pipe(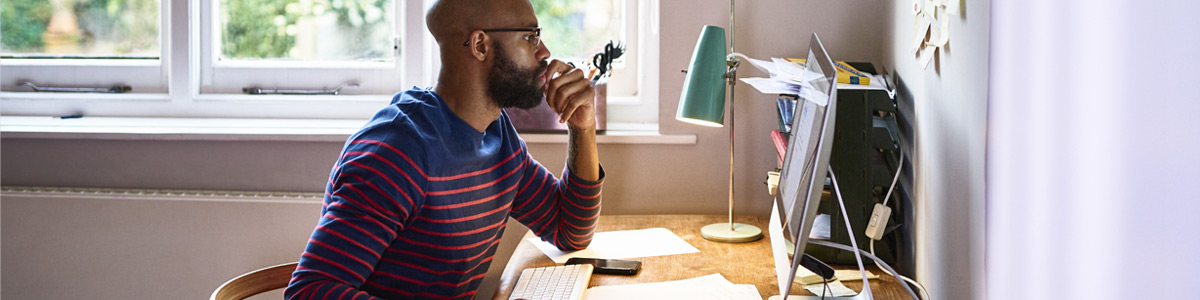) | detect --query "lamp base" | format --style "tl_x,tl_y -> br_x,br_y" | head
700,222 -> 763,243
